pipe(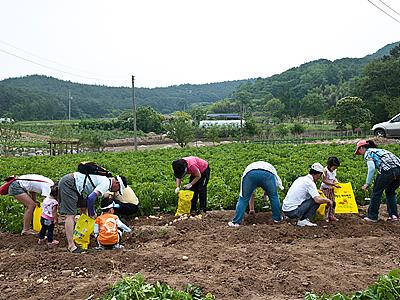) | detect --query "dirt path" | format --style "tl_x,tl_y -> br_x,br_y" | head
0,207 -> 399,300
